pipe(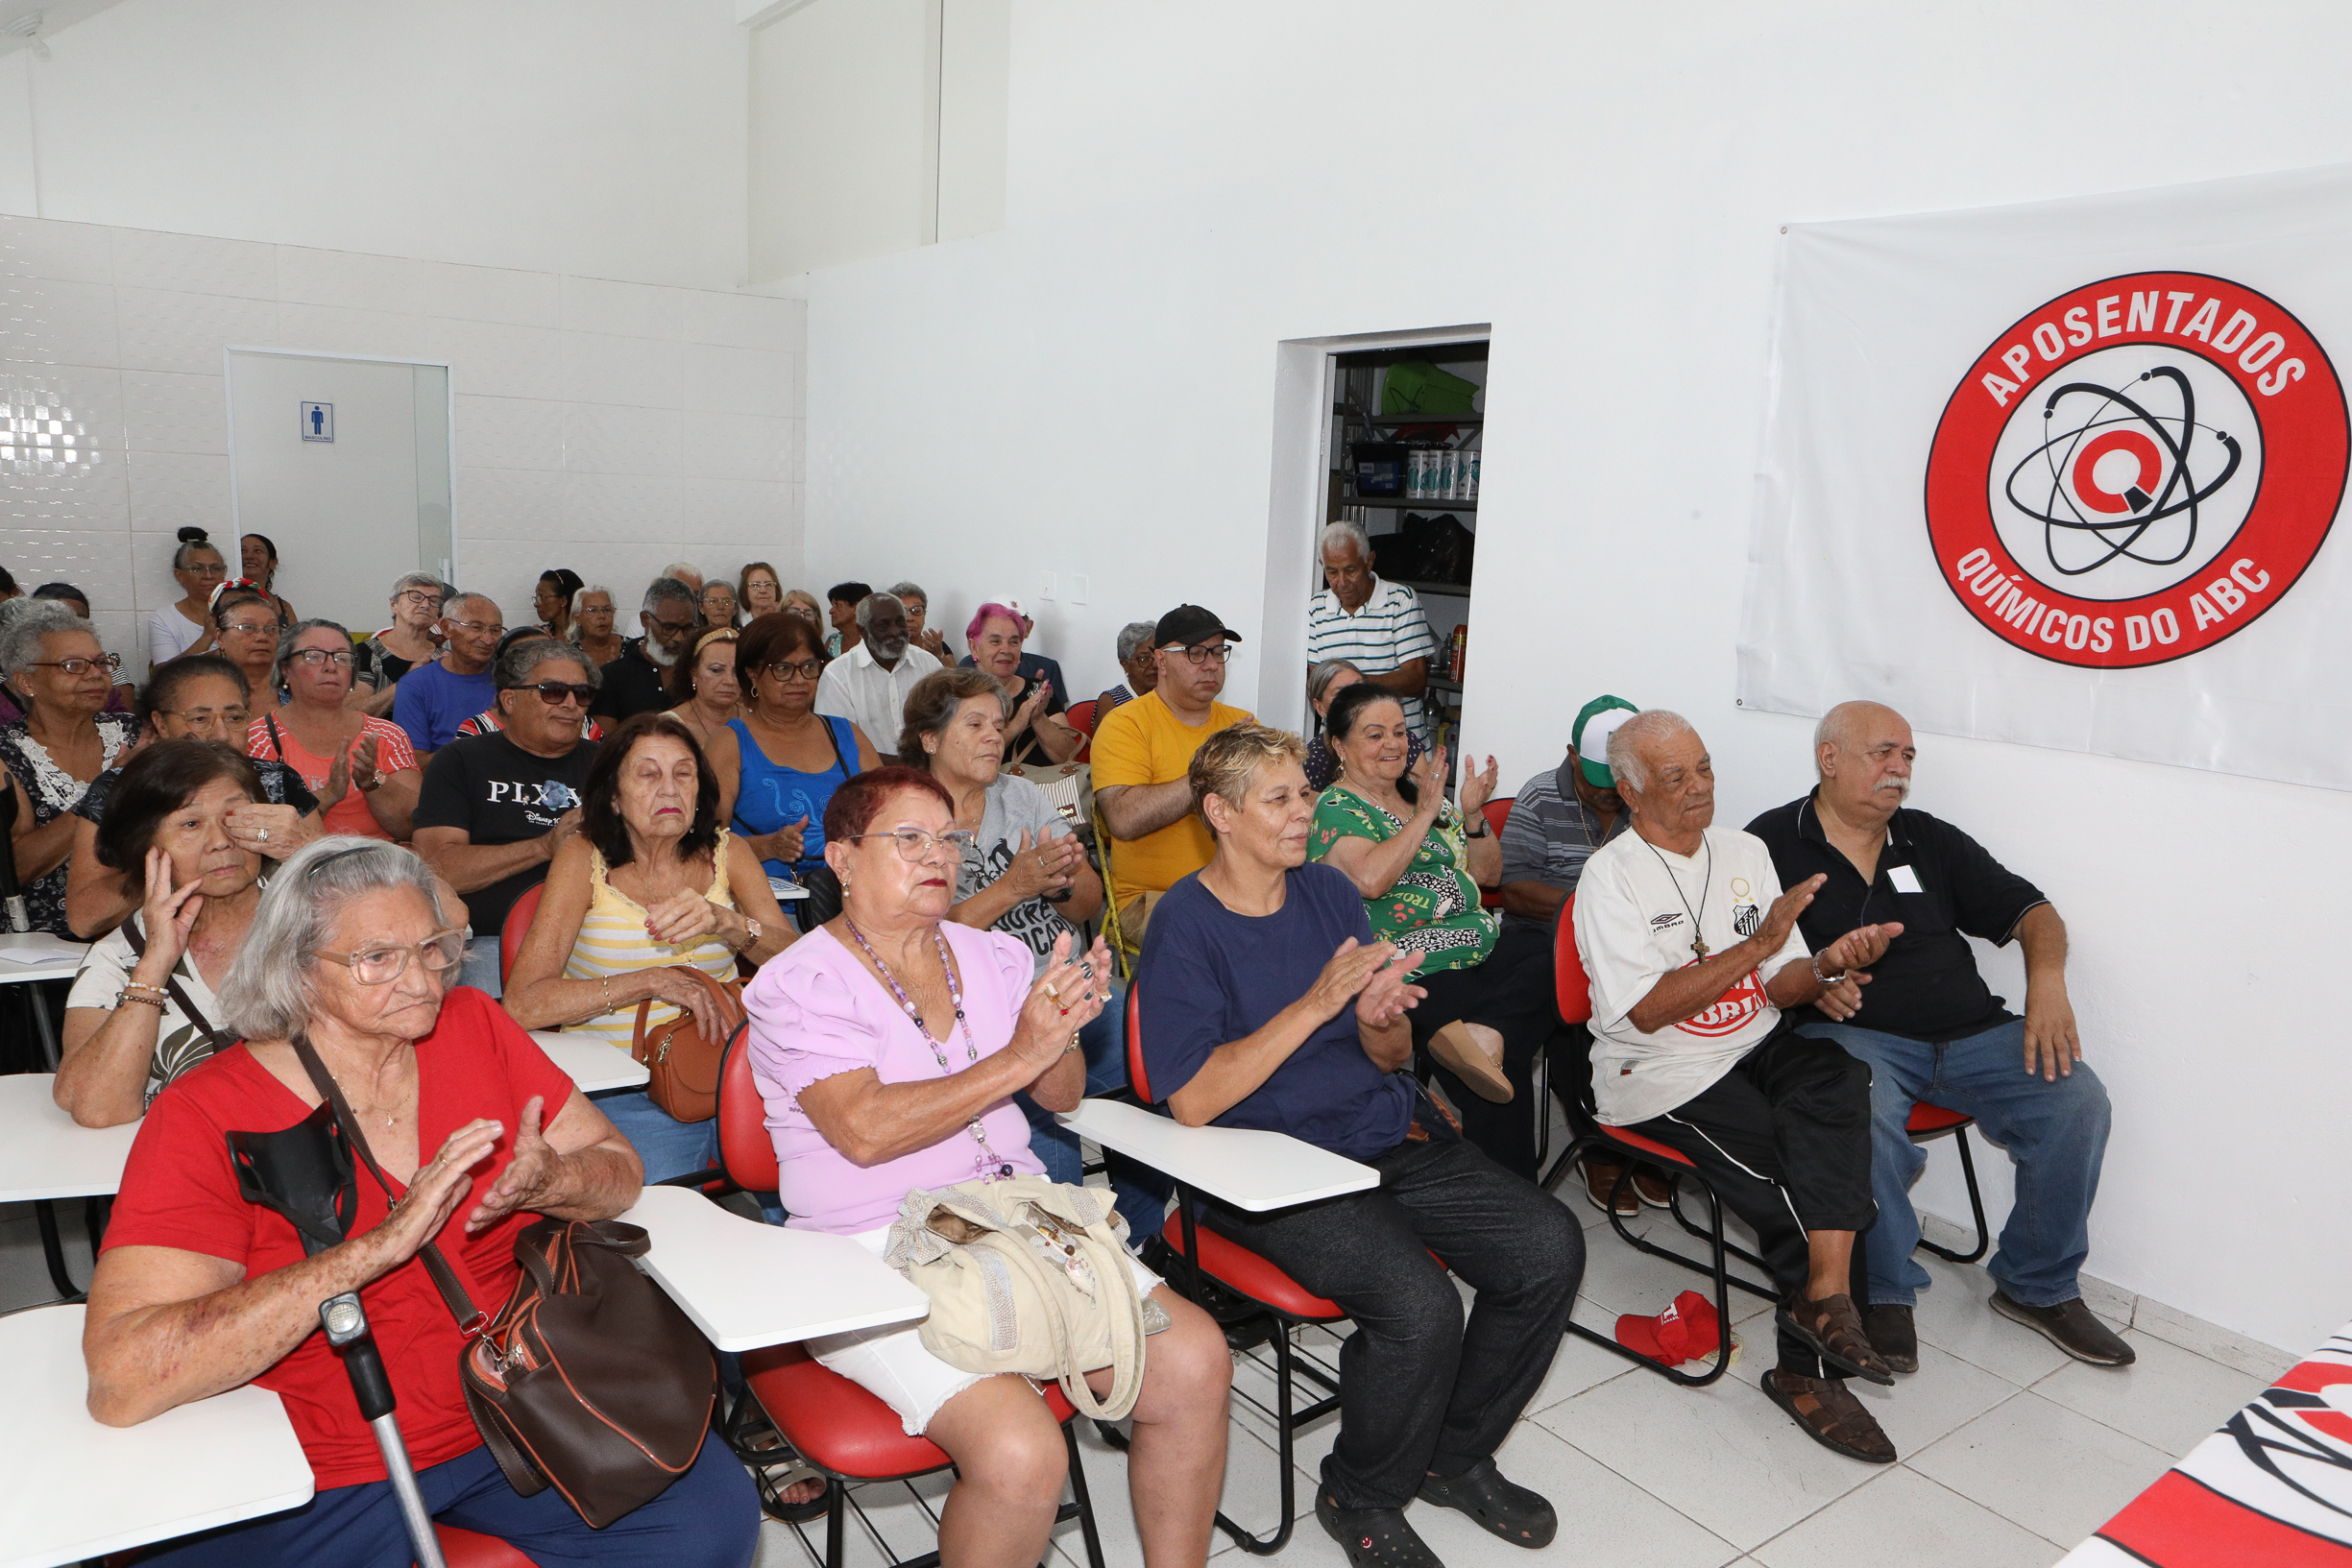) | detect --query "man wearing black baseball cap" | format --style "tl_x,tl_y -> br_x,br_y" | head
1090,604 -> 1253,953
